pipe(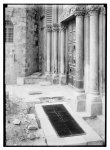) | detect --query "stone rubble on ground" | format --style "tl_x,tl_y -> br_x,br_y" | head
27,114 -> 36,121
12,119 -> 21,125
27,133 -> 36,140
28,124 -> 38,130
